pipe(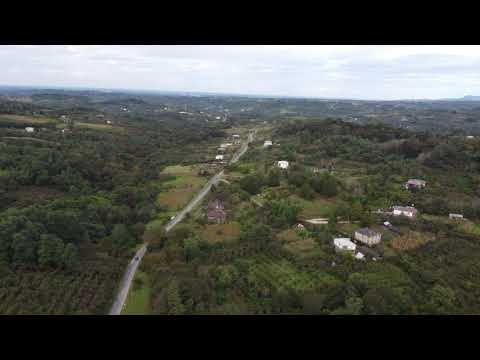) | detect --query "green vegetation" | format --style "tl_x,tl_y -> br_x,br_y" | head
2,88 -> 480,315
122,270 -> 151,315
